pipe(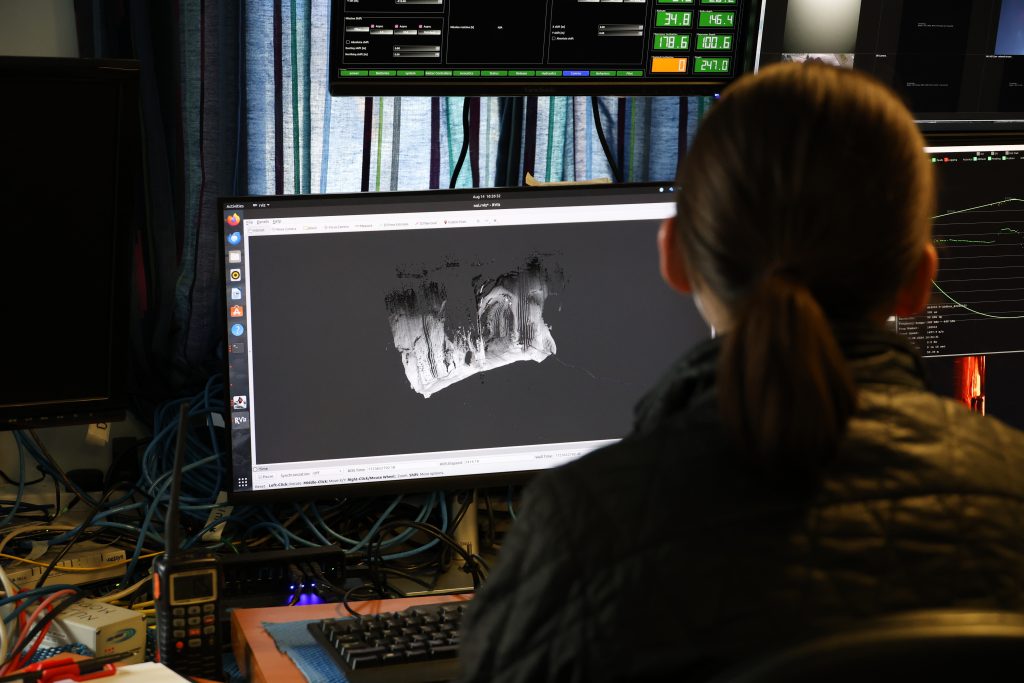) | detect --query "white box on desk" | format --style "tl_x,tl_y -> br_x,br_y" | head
41,598 -> 146,664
